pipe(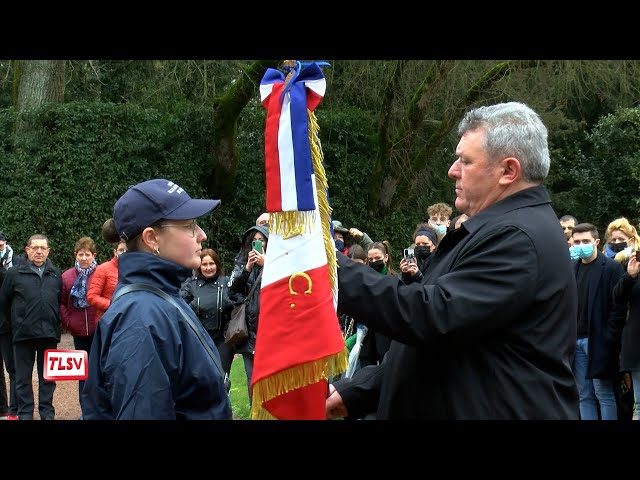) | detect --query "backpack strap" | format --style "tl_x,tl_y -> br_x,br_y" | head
113,284 -> 230,392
